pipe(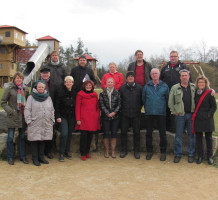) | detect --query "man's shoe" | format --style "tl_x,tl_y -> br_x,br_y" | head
120,152 -> 127,158
208,157 -> 214,165
39,159 -> 49,164
196,157 -> 203,164
8,158 -> 14,165
134,152 -> 140,159
174,156 -> 181,163
33,160 -> 41,166
59,154 -> 64,162
46,153 -> 54,159
146,153 -> 152,160
188,156 -> 194,163
64,152 -> 72,160
160,153 -> 166,161
20,157 -> 29,164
